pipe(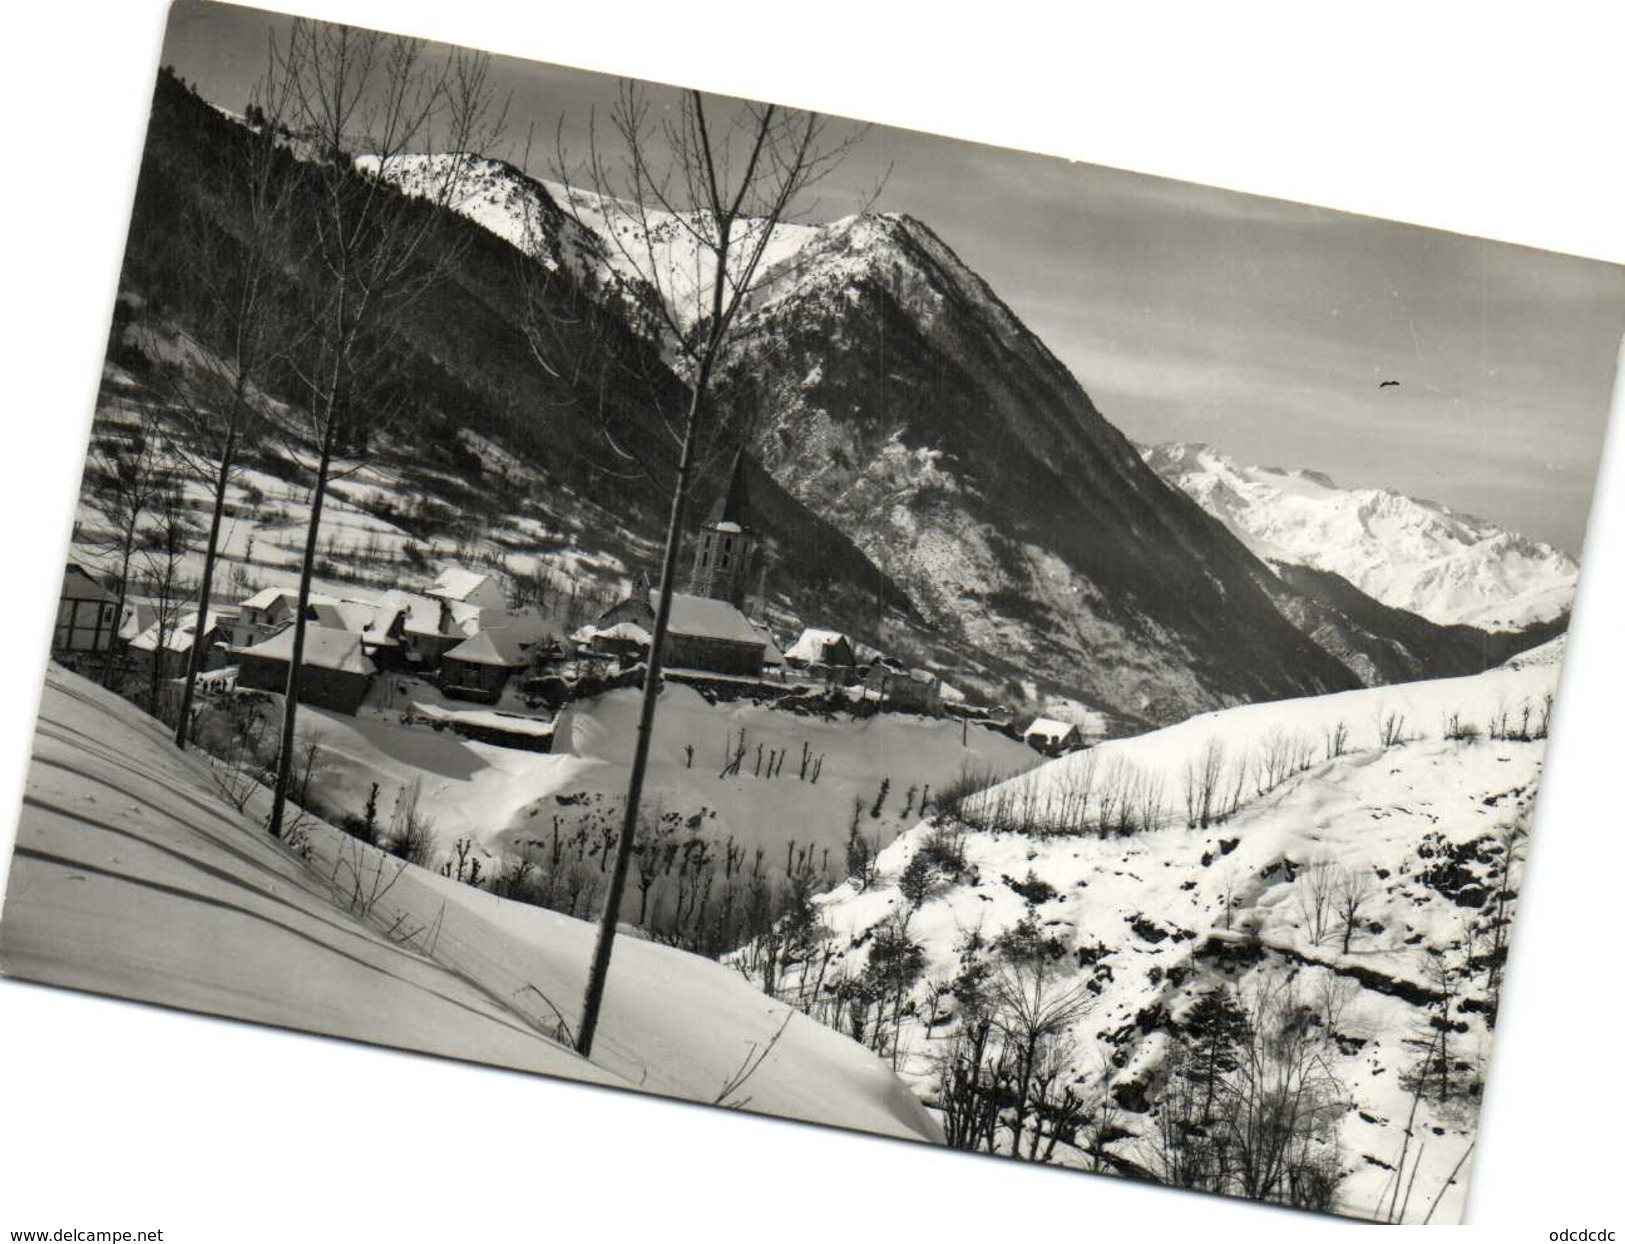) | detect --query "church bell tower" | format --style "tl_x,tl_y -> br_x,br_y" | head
690,449 -> 757,610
